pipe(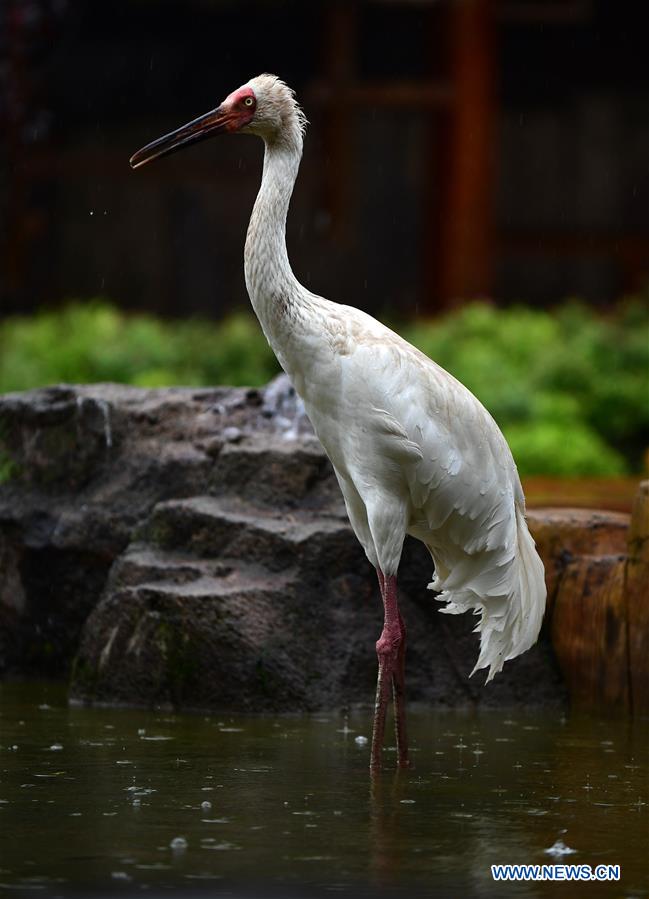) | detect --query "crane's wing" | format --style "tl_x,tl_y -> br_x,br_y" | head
333,313 -> 546,681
